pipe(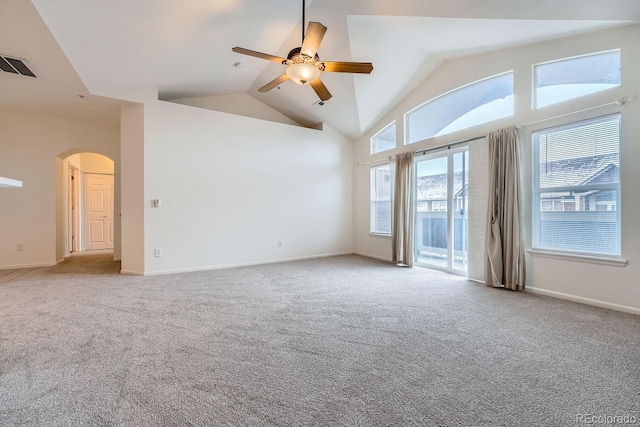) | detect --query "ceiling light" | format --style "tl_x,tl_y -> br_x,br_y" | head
285,63 -> 321,85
